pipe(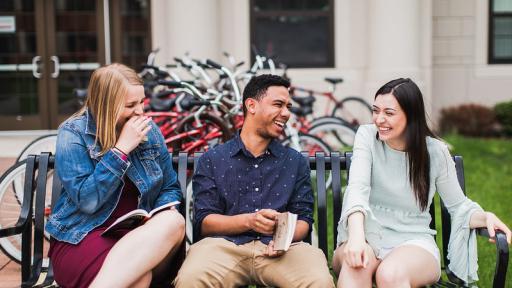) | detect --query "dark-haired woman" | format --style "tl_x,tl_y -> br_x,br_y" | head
332,78 -> 510,287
